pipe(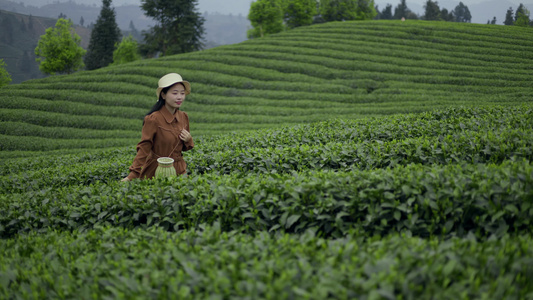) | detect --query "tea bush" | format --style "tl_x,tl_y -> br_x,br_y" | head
1,160 -> 532,239
2,21 -> 530,153
1,226 -> 532,299
1,20 -> 532,299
